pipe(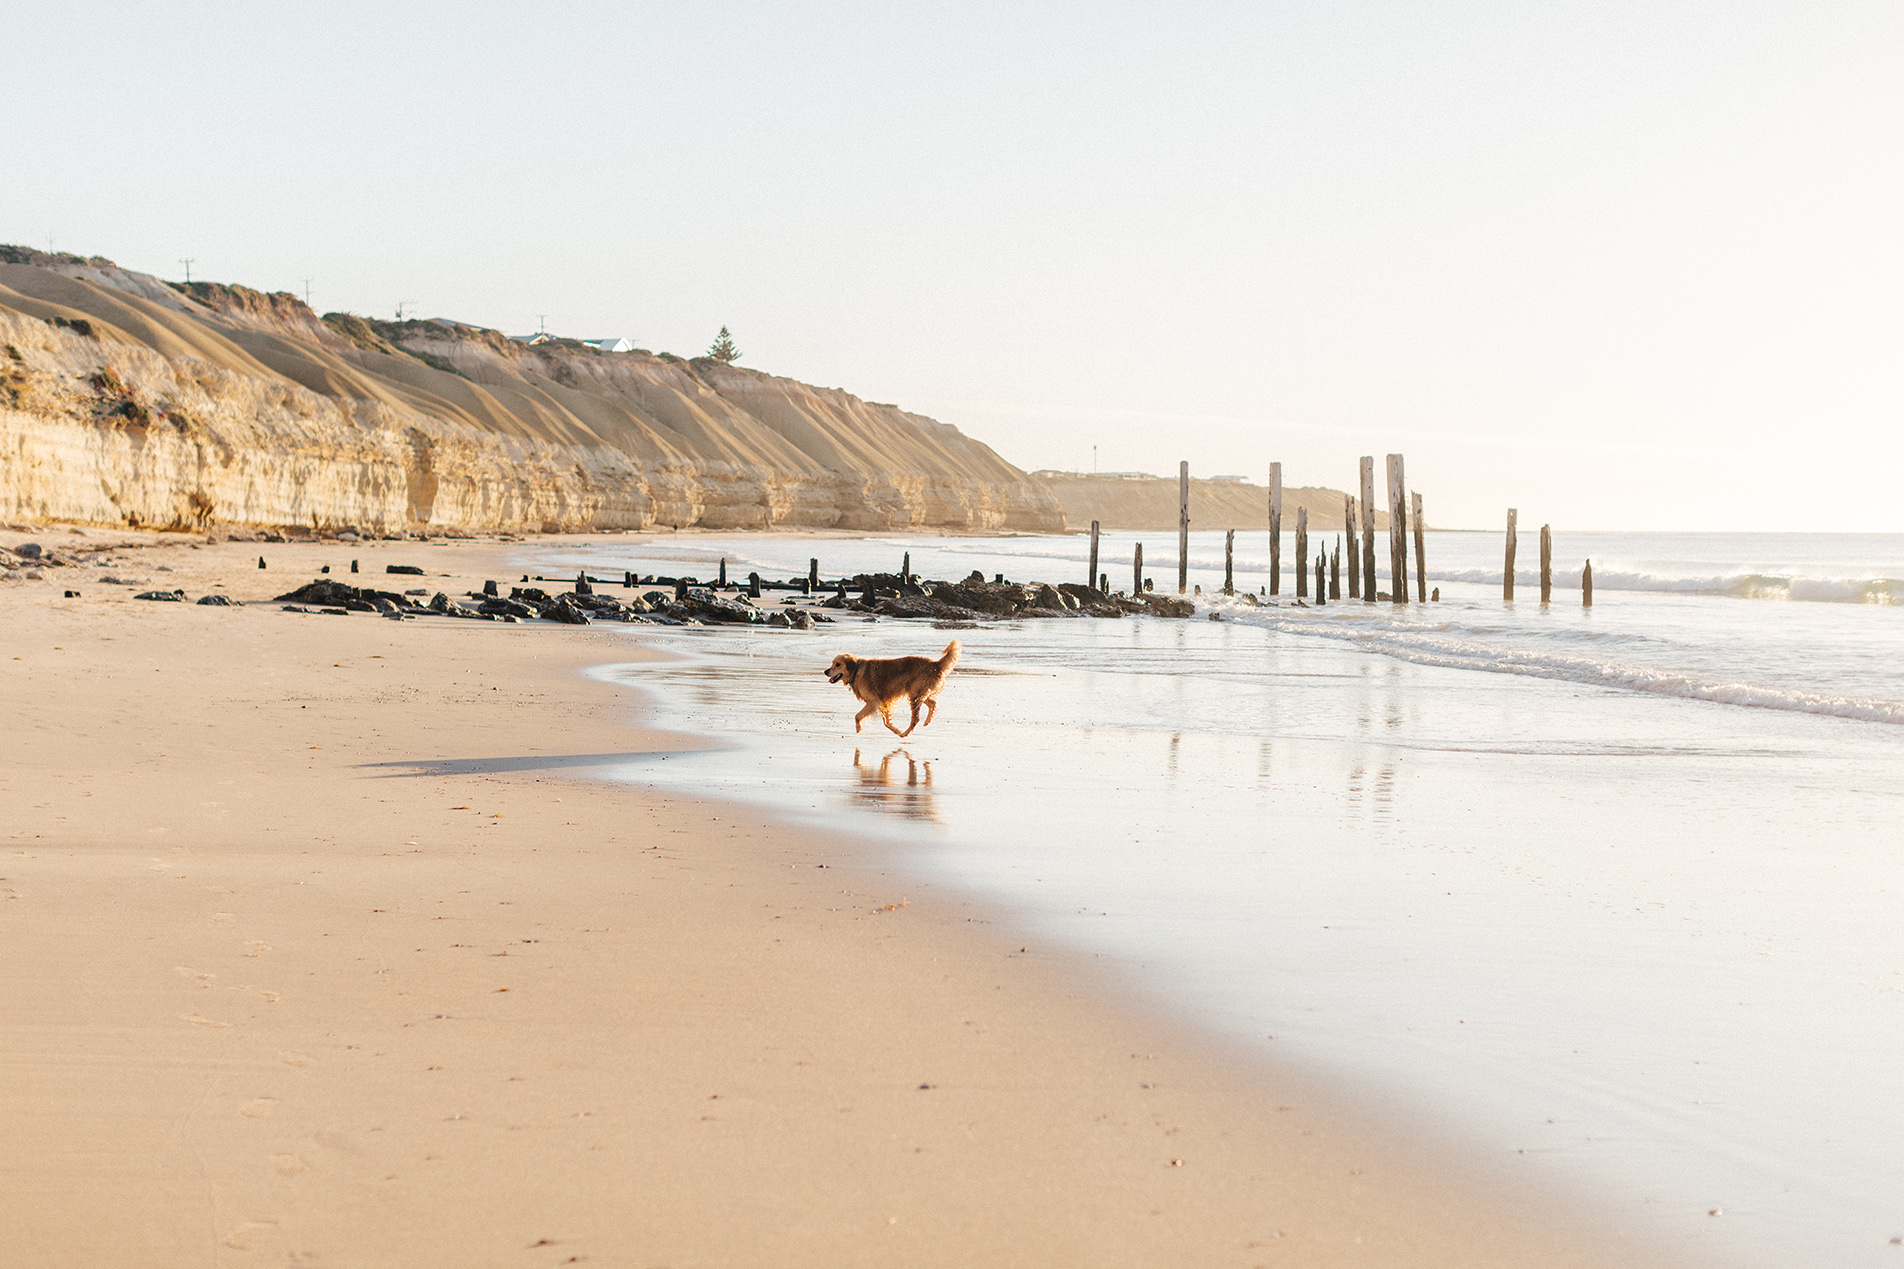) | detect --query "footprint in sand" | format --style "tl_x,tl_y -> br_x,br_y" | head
280,1051 -> 315,1067
223,1220 -> 279,1250
182,1014 -> 232,1028
174,966 -> 216,988
212,912 -> 234,922
245,941 -> 272,957
271,1153 -> 307,1177
241,1098 -> 278,1118
232,986 -> 281,1002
